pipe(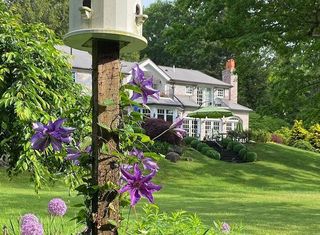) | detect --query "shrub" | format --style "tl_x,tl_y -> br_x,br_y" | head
183,136 -> 197,145
190,140 -> 201,149
271,133 -> 284,144
289,120 -> 309,146
205,150 -> 220,160
142,118 -> 181,145
274,127 -> 291,145
221,138 -> 232,148
233,143 -> 245,153
148,141 -> 171,155
226,141 -> 235,151
292,140 -> 314,152
197,143 -> 208,151
309,124 -> 320,151
246,152 -> 257,162
249,112 -> 289,132
251,129 -> 271,143
213,152 -> 221,160
239,148 -> 248,161
200,146 -> 212,155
